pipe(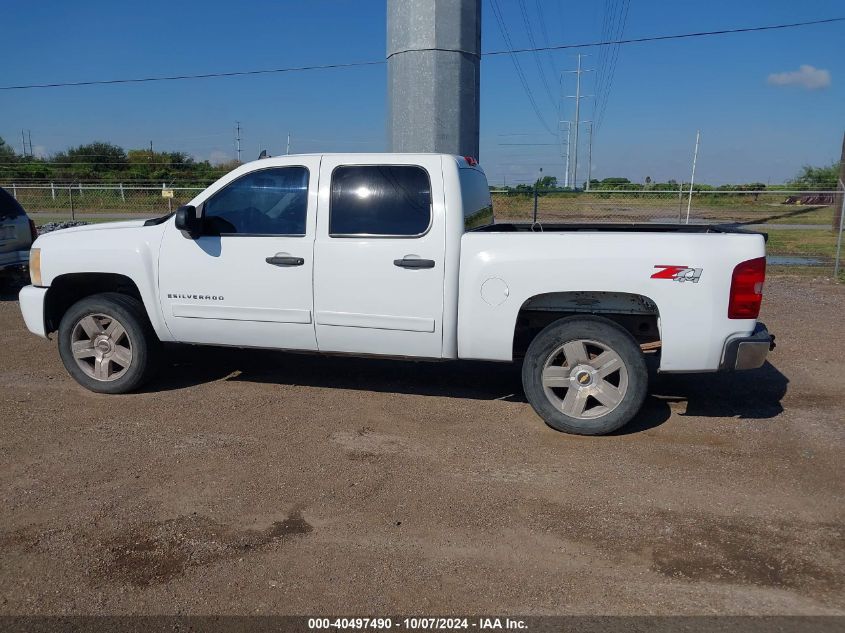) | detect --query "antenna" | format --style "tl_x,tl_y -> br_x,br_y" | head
685,130 -> 701,225
235,121 -> 242,162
